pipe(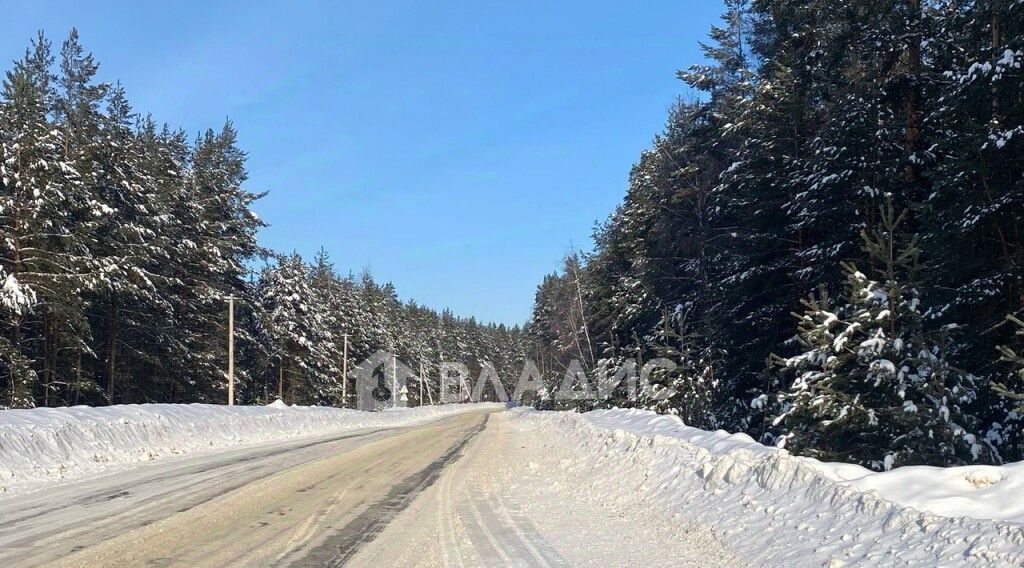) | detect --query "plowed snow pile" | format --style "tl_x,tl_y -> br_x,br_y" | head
0,402 -> 499,497
508,407 -> 1024,567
